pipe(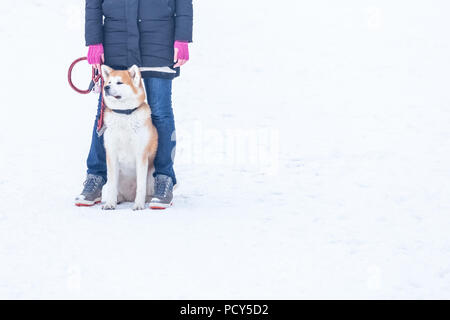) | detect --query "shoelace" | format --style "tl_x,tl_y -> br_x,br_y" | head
83,176 -> 102,194
155,178 -> 171,198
